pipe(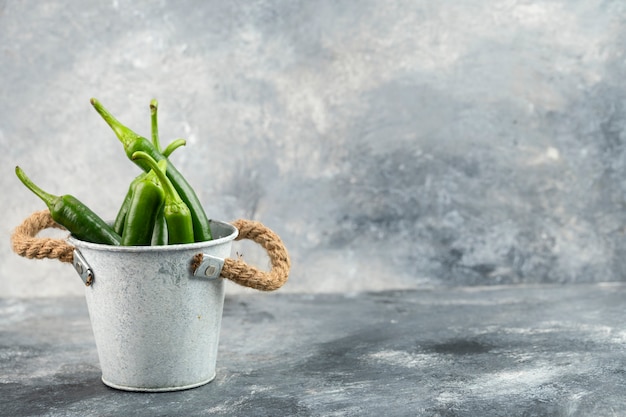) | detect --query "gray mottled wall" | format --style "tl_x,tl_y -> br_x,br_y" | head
1,0 -> 626,297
